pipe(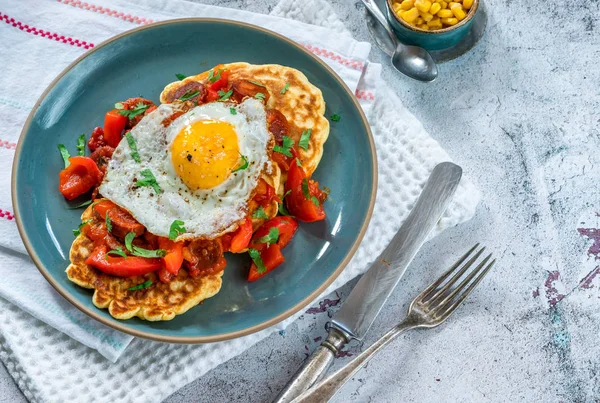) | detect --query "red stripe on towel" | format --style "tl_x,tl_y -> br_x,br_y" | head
58,0 -> 155,25
303,44 -> 365,71
0,209 -> 14,221
0,11 -> 94,49
0,139 -> 17,150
